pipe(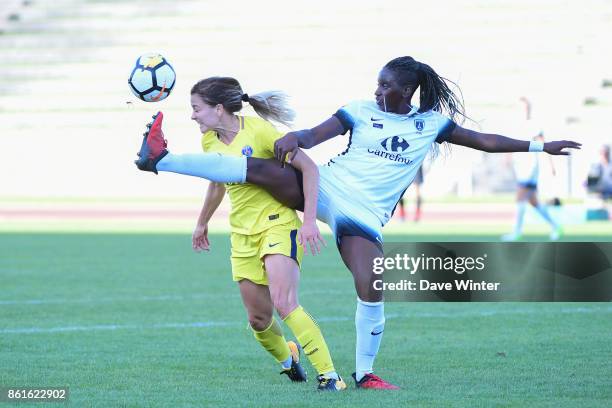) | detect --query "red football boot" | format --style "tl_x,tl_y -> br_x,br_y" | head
135,111 -> 168,174
352,372 -> 400,390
